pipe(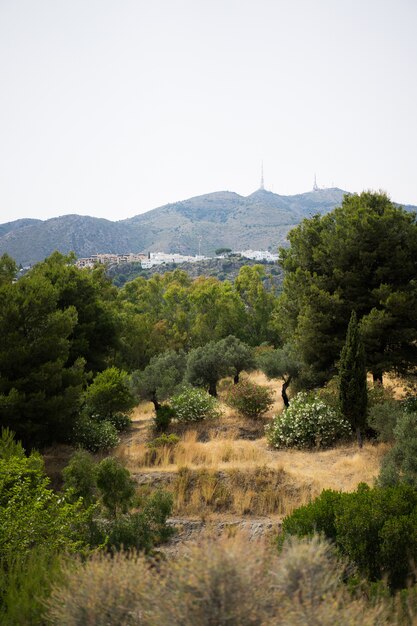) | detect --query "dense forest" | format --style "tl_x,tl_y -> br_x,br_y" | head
2,191 -> 417,624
